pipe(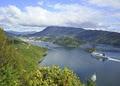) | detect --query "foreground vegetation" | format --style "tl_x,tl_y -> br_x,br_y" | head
0,28 -> 96,86
12,39 -> 47,71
